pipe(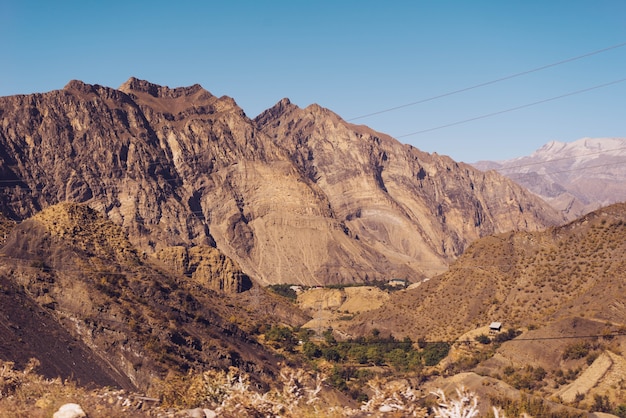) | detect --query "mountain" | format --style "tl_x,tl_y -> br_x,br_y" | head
339,202 -> 626,340
473,137 -> 626,219
0,202 -> 303,392
0,78 -> 565,286
332,202 -> 626,408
